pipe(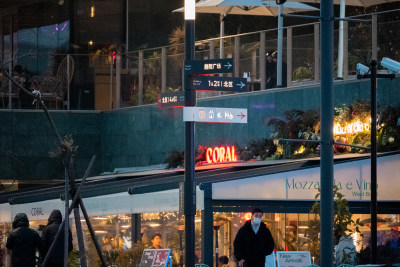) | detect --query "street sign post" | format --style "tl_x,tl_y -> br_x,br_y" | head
191,76 -> 247,92
184,58 -> 233,75
158,92 -> 185,108
183,107 -> 247,123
